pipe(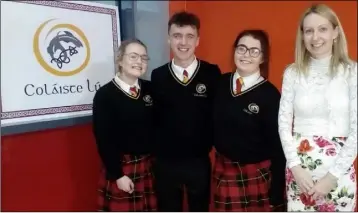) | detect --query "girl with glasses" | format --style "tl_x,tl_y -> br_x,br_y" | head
92,39 -> 156,211
212,29 -> 286,211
